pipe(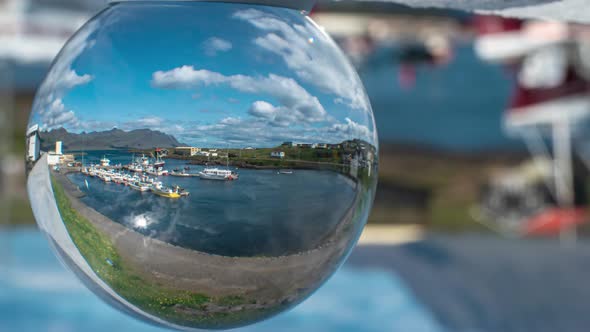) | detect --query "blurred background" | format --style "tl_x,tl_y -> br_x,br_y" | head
5,0 -> 590,331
